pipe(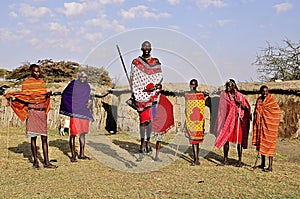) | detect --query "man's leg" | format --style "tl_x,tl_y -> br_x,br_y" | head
223,141 -> 229,164
154,141 -> 161,161
79,133 -> 85,157
78,133 -> 90,160
269,157 -> 273,170
259,155 -> 266,168
69,135 -> 77,162
139,124 -> 146,153
237,144 -> 243,167
264,156 -> 273,172
41,135 -> 57,168
145,122 -> 152,153
137,123 -> 148,161
31,137 -> 39,168
193,143 -> 200,165
41,135 -> 49,165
